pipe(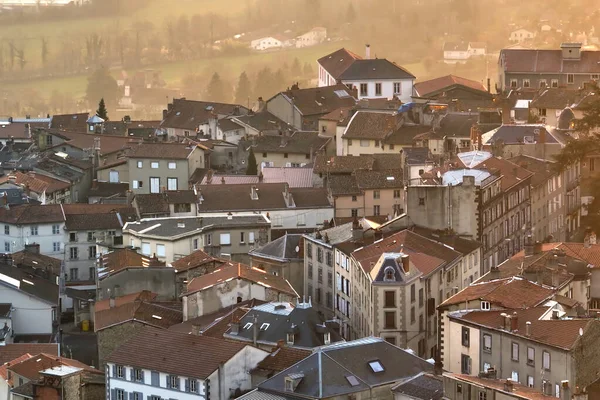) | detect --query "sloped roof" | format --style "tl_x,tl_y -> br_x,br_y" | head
272,85 -> 356,117
530,88 -> 585,110
343,112 -> 396,140
444,42 -> 469,52
250,234 -> 303,262
242,132 -> 330,155
445,373 -> 560,400
0,264 -> 58,305
509,155 -> 558,188
9,353 -> 97,381
317,48 -> 363,79
500,49 -> 600,74
127,143 -> 199,159
391,373 -> 443,400
456,307 -> 595,350
511,242 -> 600,269
261,167 -> 314,188
254,346 -> 311,374
94,290 -> 157,312
0,353 -> 31,380
414,75 -> 487,97
99,248 -> 167,278
338,59 -> 415,80
94,301 -> 182,331
440,277 -> 555,309
106,327 -> 249,380
169,250 -> 228,272
313,154 -> 375,174
0,204 -> 64,224
481,124 -> 558,145
160,98 -> 248,130
184,263 -> 298,297
50,113 -> 88,131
